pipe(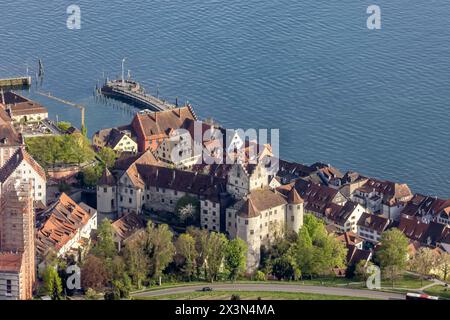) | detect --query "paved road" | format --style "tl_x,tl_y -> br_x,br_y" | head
132,283 -> 405,300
